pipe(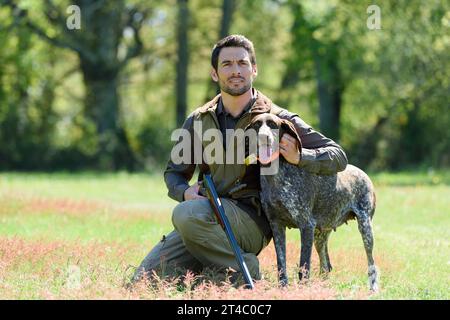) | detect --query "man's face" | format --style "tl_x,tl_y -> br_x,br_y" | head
211,47 -> 257,96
